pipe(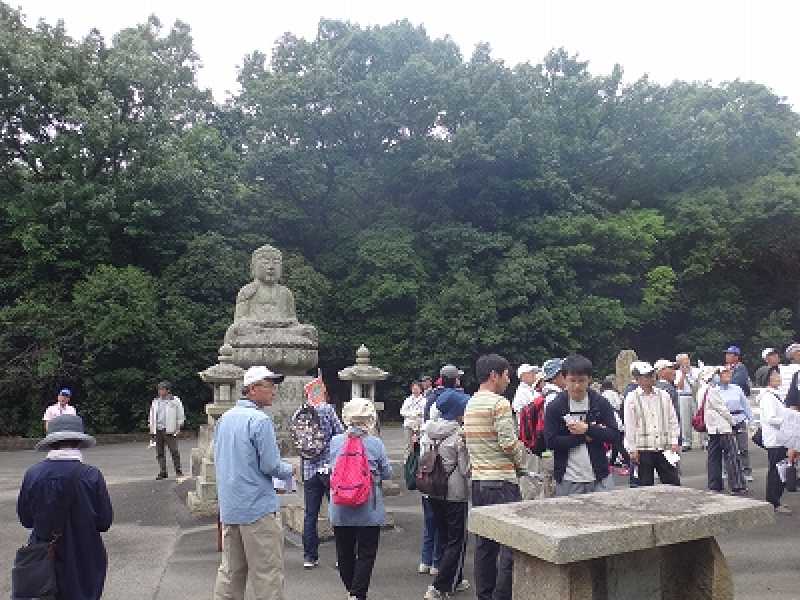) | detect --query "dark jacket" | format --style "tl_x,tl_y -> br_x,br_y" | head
655,380 -> 680,424
17,459 -> 113,600
731,363 -> 751,396
787,371 -> 800,408
544,389 -> 619,484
